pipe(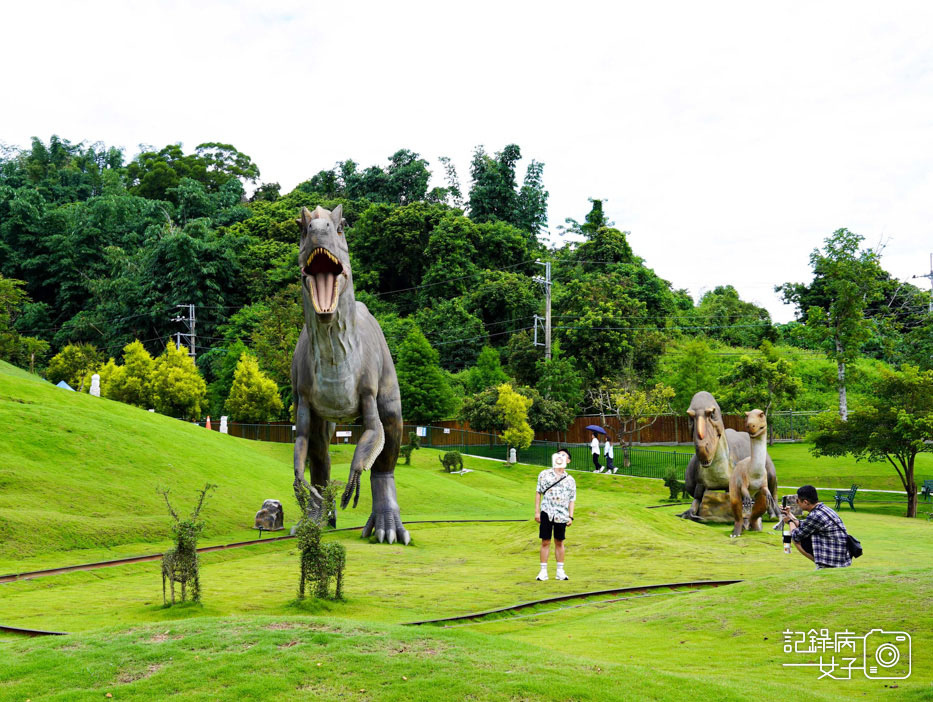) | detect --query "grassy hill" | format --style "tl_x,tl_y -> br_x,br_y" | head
0,358 -> 310,565
2,358 -> 932,700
